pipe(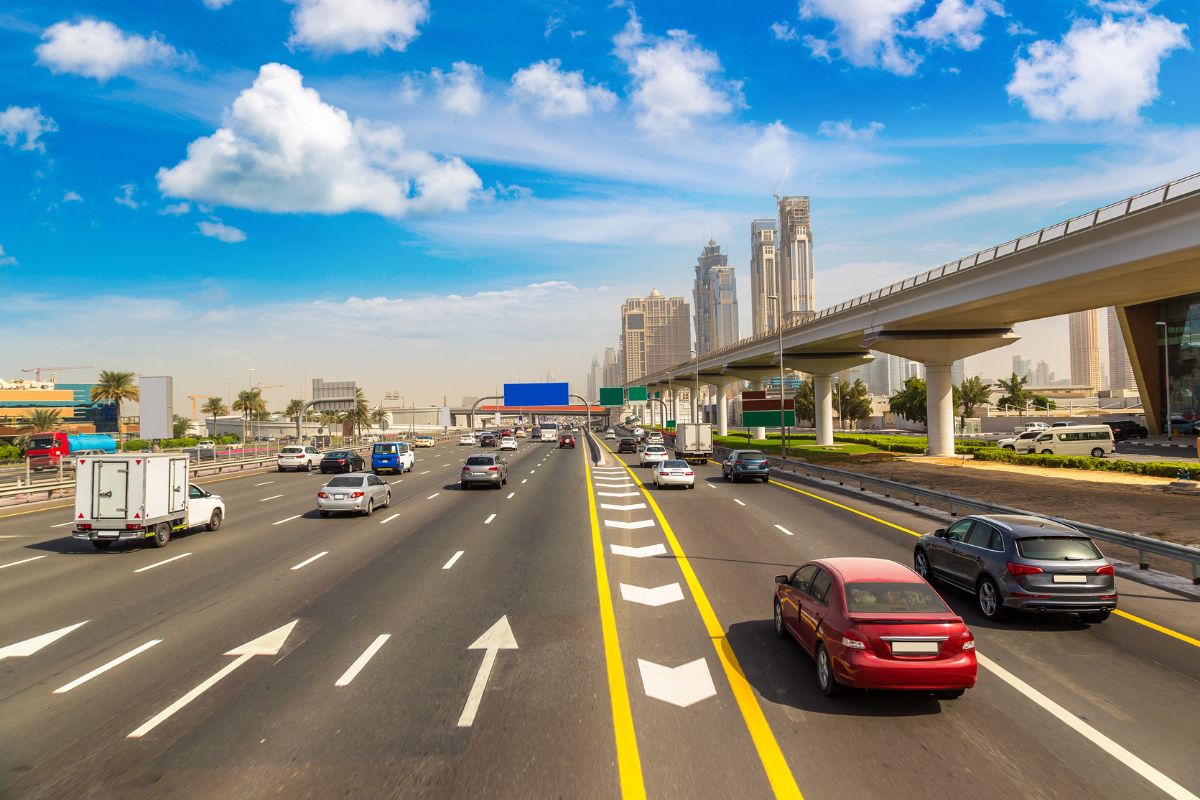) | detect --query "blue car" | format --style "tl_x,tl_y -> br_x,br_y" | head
371,442 -> 415,474
721,449 -> 770,483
